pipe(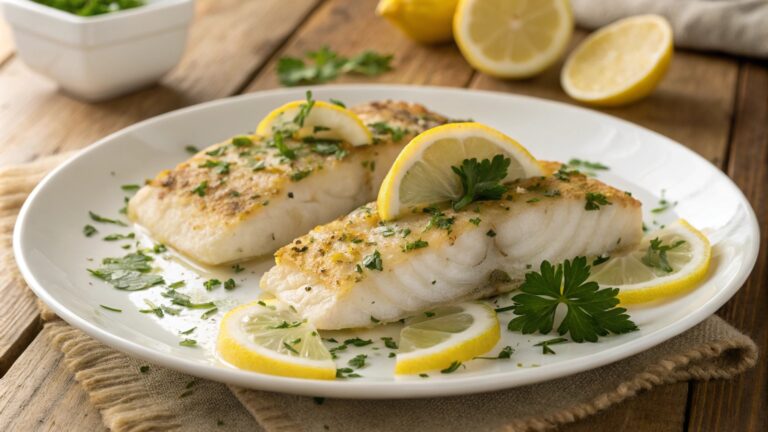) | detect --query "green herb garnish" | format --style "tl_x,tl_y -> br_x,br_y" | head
33,0 -> 144,16
362,250 -> 383,271
642,238 -> 686,272
534,337 -> 568,355
348,354 -> 367,369
381,337 -> 398,349
88,252 -> 164,291
103,232 -> 135,241
223,278 -> 236,290
475,346 -> 514,360
99,305 -> 122,312
507,257 -> 637,343
203,279 -> 221,291
277,46 -> 393,86
440,361 -> 463,374
403,239 -> 429,252
231,136 -> 253,147
344,337 -> 373,347
335,367 -> 362,379
89,211 -> 127,226
83,224 -> 98,237
451,155 -> 511,211
179,339 -> 197,347
201,307 -> 219,320
273,131 -> 296,160
368,122 -> 407,142
192,181 -> 208,197
584,192 -> 610,211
